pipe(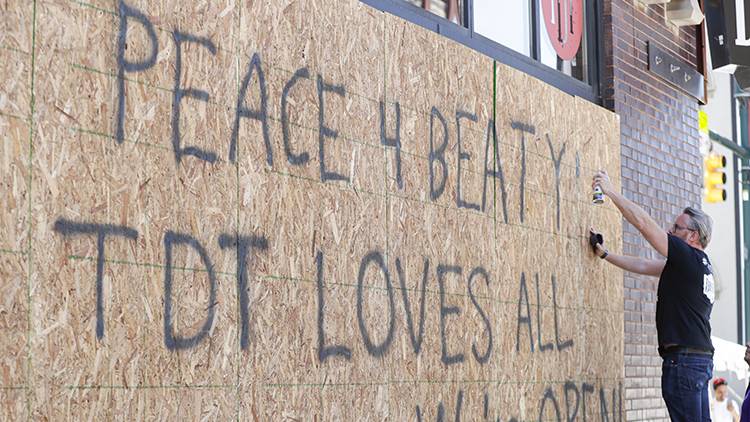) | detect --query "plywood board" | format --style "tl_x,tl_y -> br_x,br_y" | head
1,0 -> 623,419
